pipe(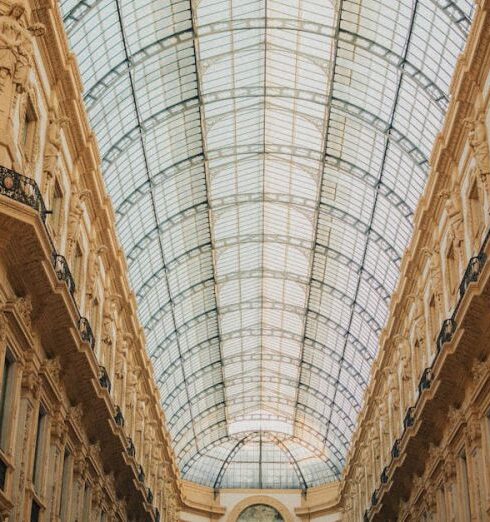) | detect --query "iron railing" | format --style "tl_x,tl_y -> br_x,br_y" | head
366,227 -> 490,518
0,166 -> 46,218
0,166 -> 150,503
